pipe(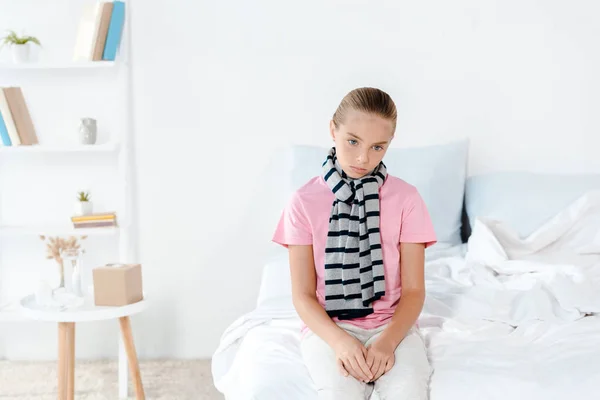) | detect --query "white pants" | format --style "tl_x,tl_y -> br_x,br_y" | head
300,323 -> 432,400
